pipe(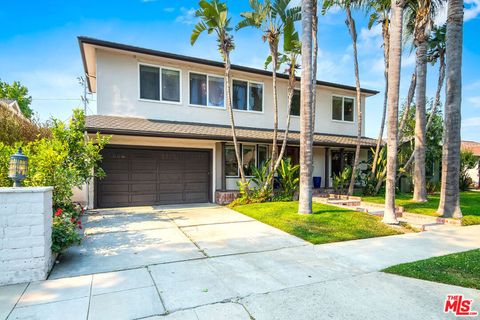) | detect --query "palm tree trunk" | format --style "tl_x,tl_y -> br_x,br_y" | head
371,22 -> 390,176
299,0 -> 314,214
225,54 -> 247,185
270,45 -> 279,175
383,0 -> 404,224
374,72 -> 416,194
346,6 -> 362,196
398,61 -> 445,178
312,0 -> 318,131
413,40 -> 428,202
437,0 -> 463,218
